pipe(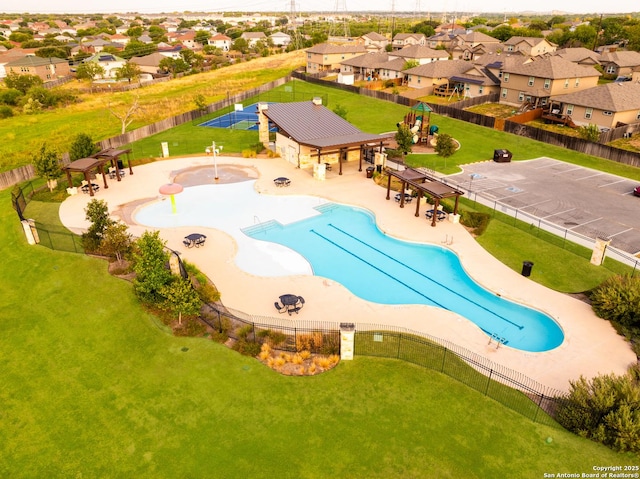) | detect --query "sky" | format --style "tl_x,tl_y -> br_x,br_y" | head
2,0 -> 638,16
